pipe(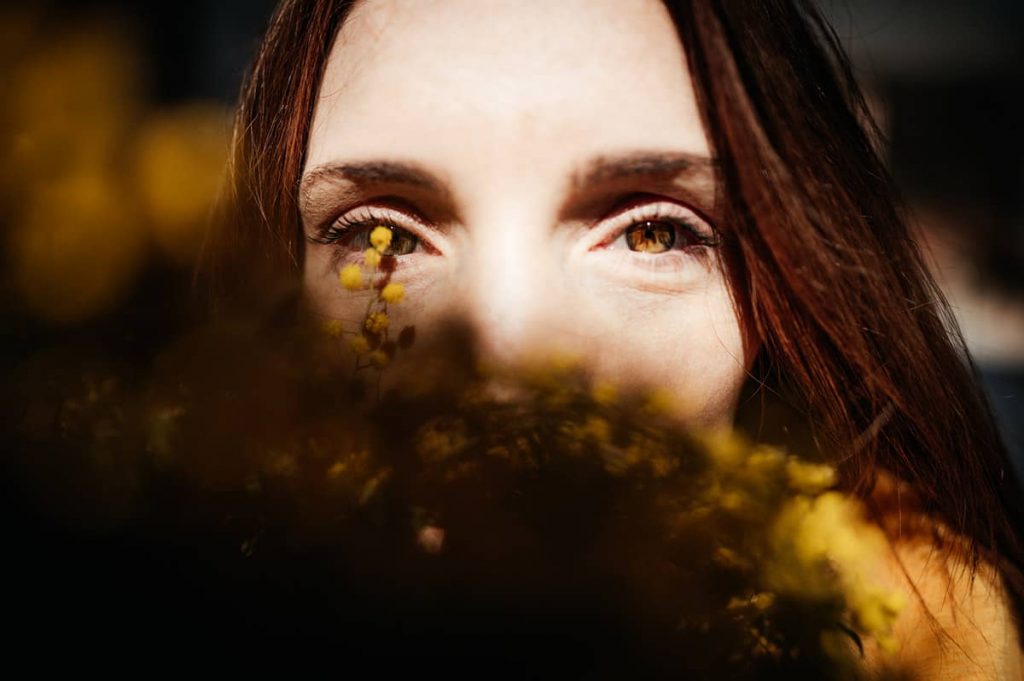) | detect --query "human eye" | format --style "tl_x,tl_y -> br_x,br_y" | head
577,196 -> 722,293
308,205 -> 426,259
609,214 -> 718,255
588,197 -> 721,274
